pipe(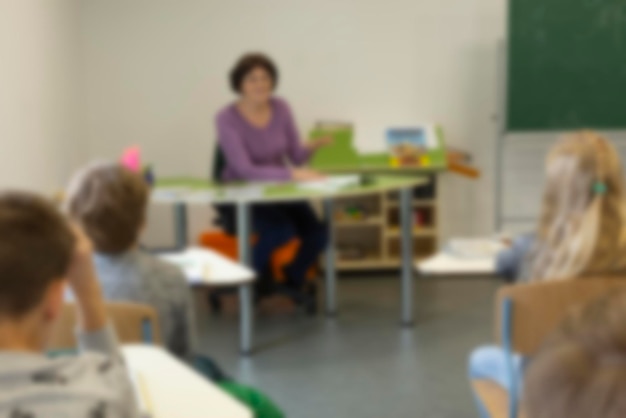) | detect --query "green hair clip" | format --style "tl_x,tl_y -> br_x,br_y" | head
593,181 -> 608,195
